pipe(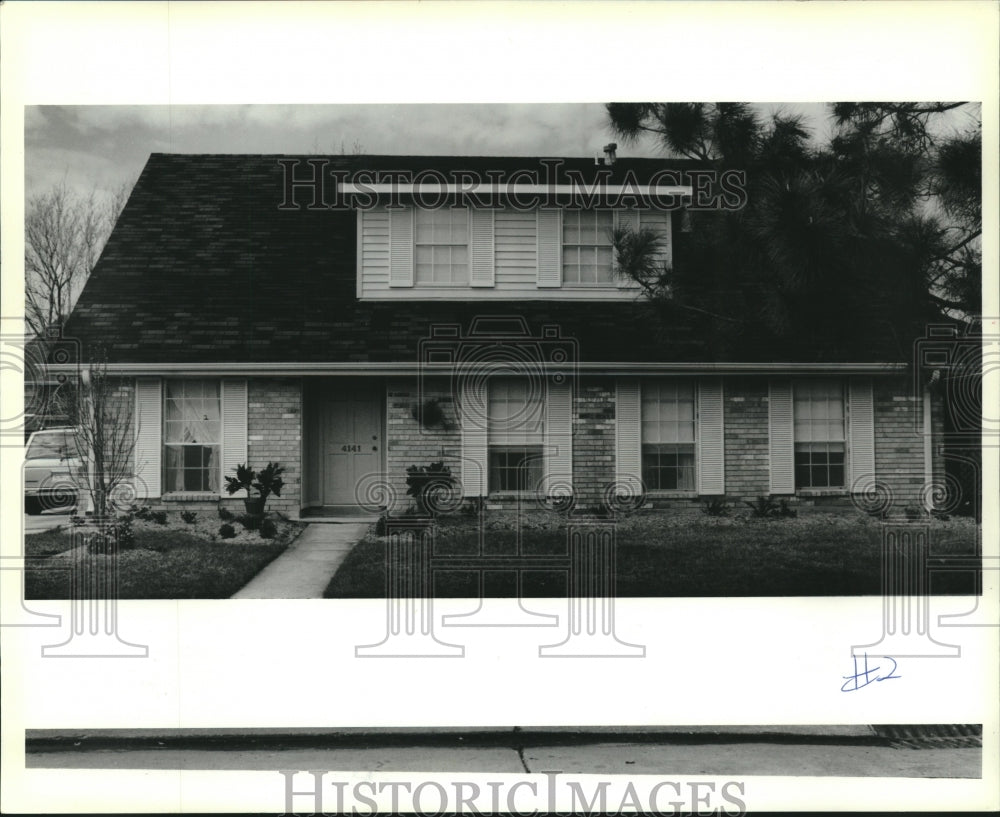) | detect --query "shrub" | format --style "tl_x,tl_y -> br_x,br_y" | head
130,504 -> 153,522
405,461 -> 456,517
180,510 -> 197,524
224,462 -> 285,508
411,398 -> 448,430
85,517 -> 135,555
218,523 -> 237,539
743,496 -> 796,520
116,516 -> 135,550
461,496 -> 485,517
374,513 -> 387,536
151,510 -> 168,525
236,513 -> 260,531
702,497 -> 729,517
218,505 -> 235,522
259,518 -> 278,539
